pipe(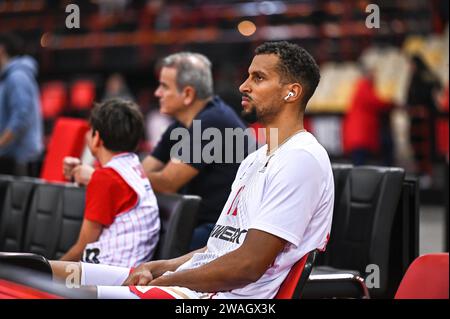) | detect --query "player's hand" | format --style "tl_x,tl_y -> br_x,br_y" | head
63,157 -> 81,181
72,164 -> 95,186
122,262 -> 155,286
